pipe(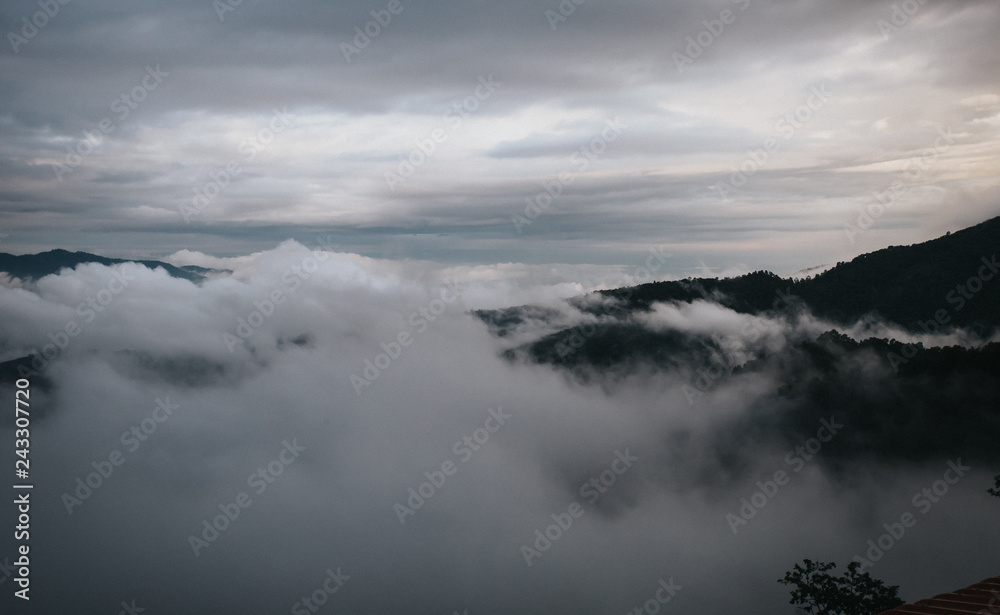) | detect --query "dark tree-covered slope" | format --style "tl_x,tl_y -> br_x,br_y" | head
0,249 -> 205,283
